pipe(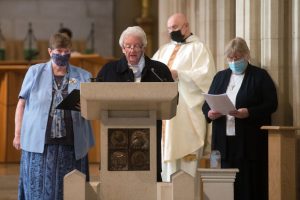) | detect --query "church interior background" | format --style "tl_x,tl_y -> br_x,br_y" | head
0,0 -> 299,199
